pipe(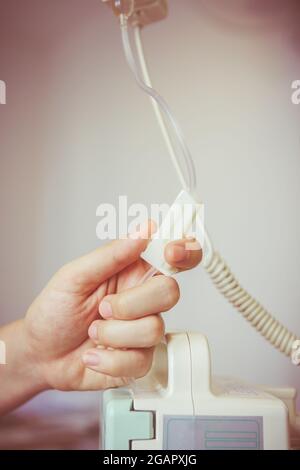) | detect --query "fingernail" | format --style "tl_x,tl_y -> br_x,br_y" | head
185,239 -> 201,251
172,245 -> 190,262
82,351 -> 101,366
88,322 -> 98,341
99,300 -> 113,319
